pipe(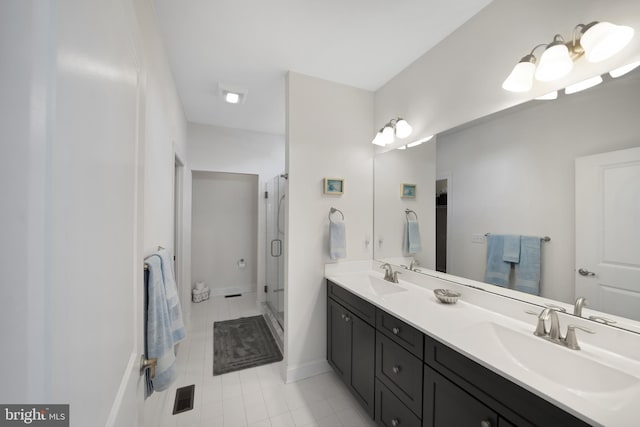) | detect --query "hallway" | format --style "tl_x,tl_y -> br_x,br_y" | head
160,294 -> 375,427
